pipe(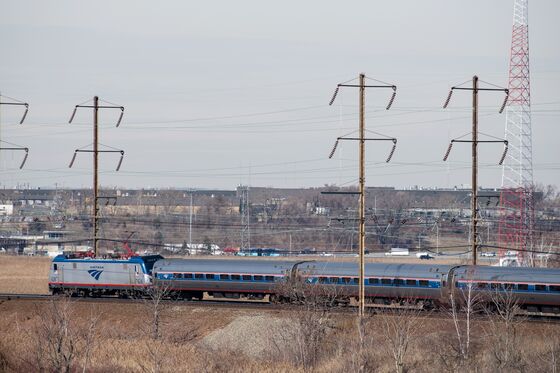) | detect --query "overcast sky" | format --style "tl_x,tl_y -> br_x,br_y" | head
0,0 -> 558,191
